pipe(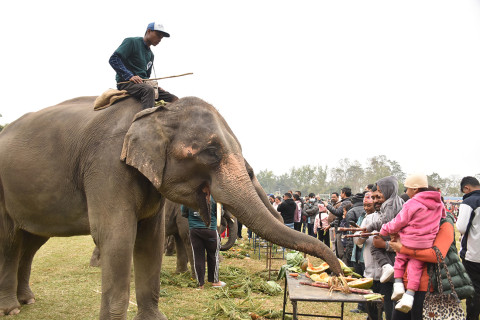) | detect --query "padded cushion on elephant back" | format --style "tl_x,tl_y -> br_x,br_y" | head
94,89 -> 130,111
